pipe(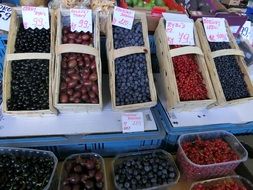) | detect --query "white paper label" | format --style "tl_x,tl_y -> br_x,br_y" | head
240,21 -> 251,41
22,6 -> 49,30
70,8 -> 92,33
203,17 -> 229,42
0,4 -> 12,31
165,20 -> 195,45
112,6 -> 135,30
122,112 -> 144,133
